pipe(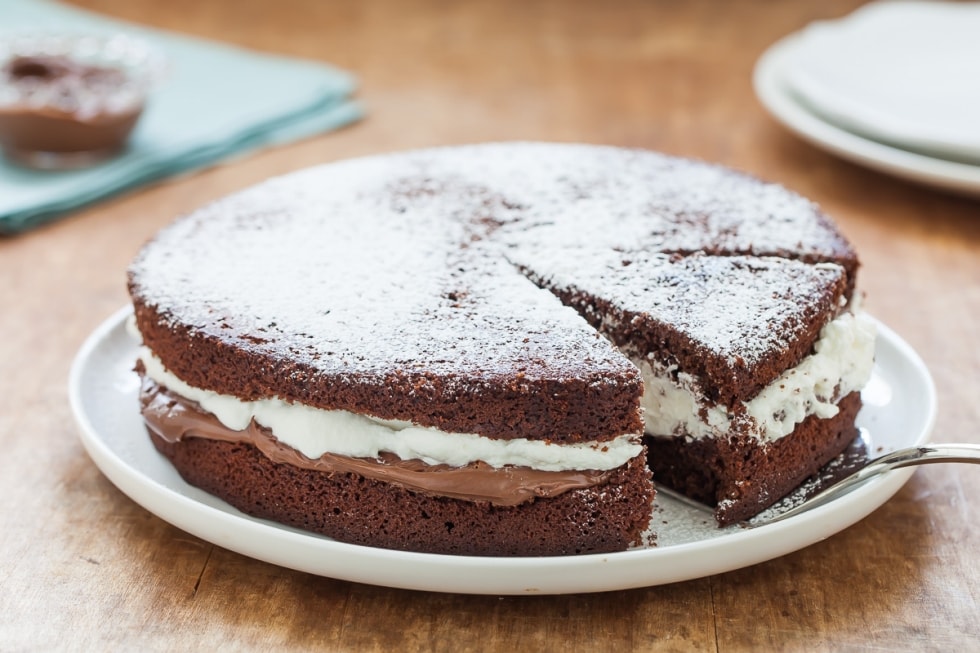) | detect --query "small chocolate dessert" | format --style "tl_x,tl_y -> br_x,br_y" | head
0,36 -> 156,168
